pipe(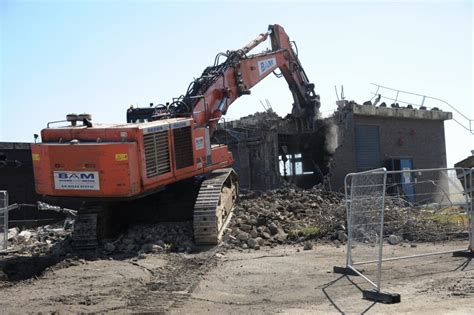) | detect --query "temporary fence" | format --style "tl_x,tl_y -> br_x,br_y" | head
334,167 -> 473,303
0,191 -> 8,251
